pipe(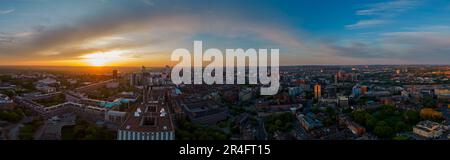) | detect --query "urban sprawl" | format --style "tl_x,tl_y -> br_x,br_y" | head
0,65 -> 449,140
